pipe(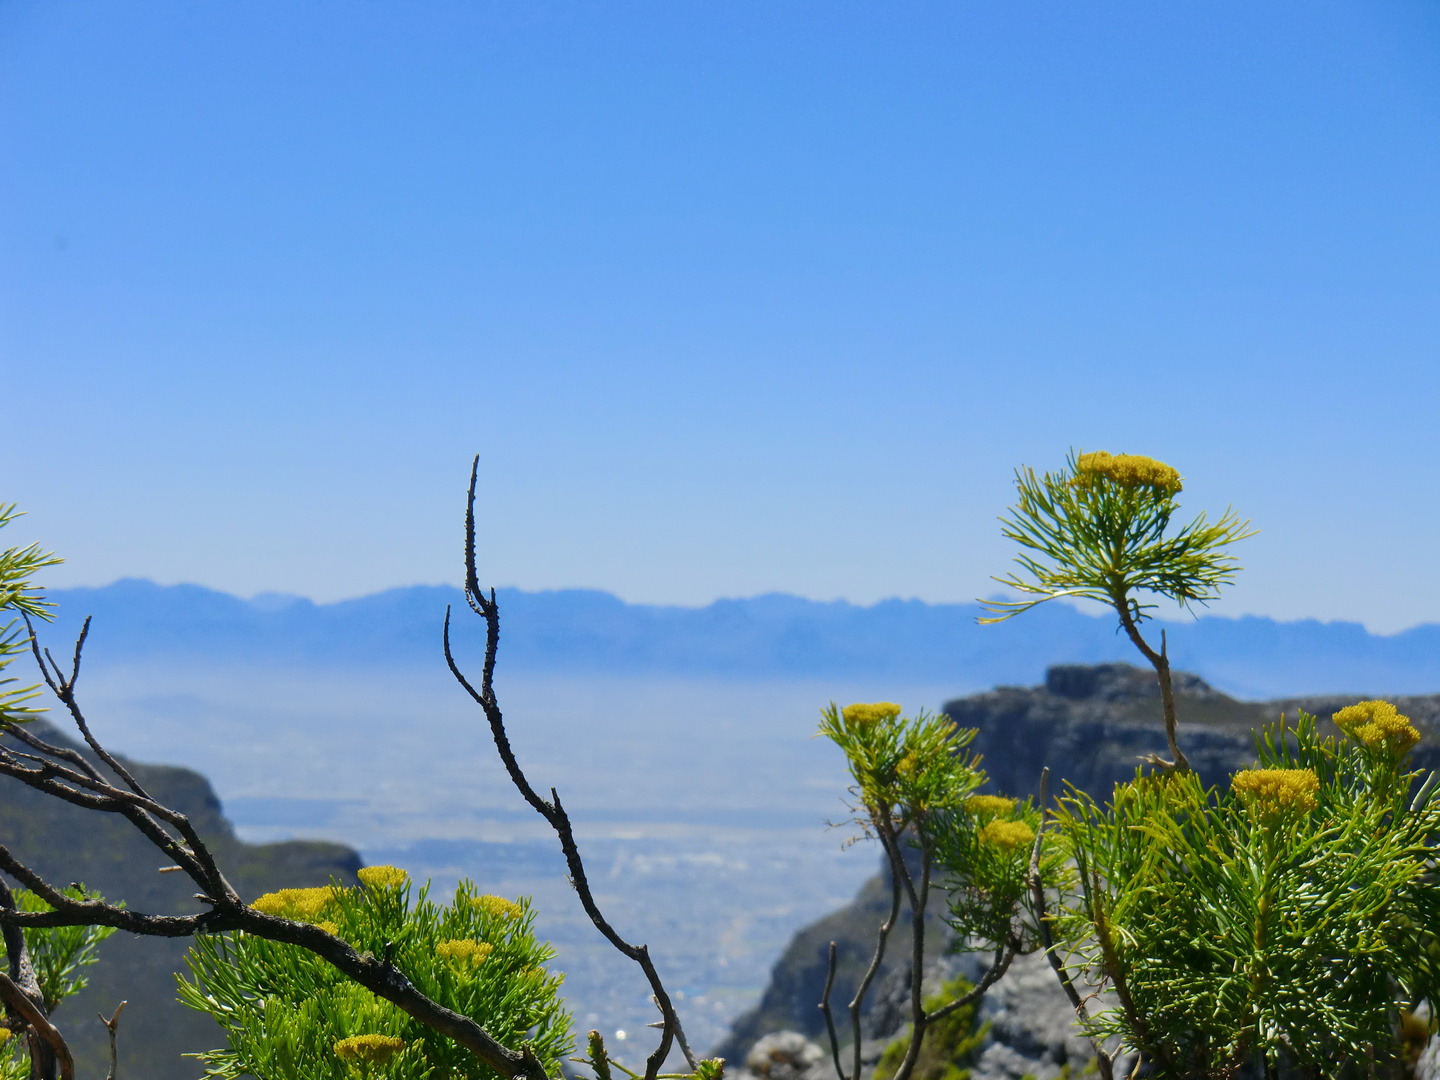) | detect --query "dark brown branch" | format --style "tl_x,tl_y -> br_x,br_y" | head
819,942 -> 846,1080
100,1001 -> 126,1080
1026,769 -> 1115,1080
924,939 -> 1019,1024
0,747 -> 213,890
5,558 -> 565,1080
0,878 -> 44,1010
22,618 -> 243,904
0,844 -> 547,1080
23,614 -> 153,801
16,619 -> 237,902
0,877 -> 55,1079
843,812 -> 904,1080
1112,599 -> 1188,773
446,455 -> 695,1080
0,973 -> 69,1080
